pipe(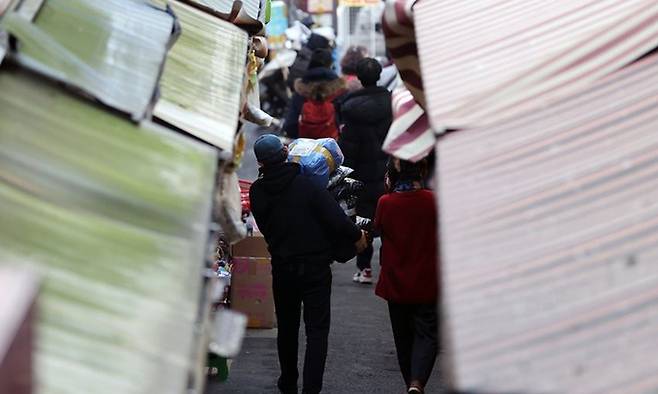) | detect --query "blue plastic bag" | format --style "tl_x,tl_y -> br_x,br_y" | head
288,138 -> 344,189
